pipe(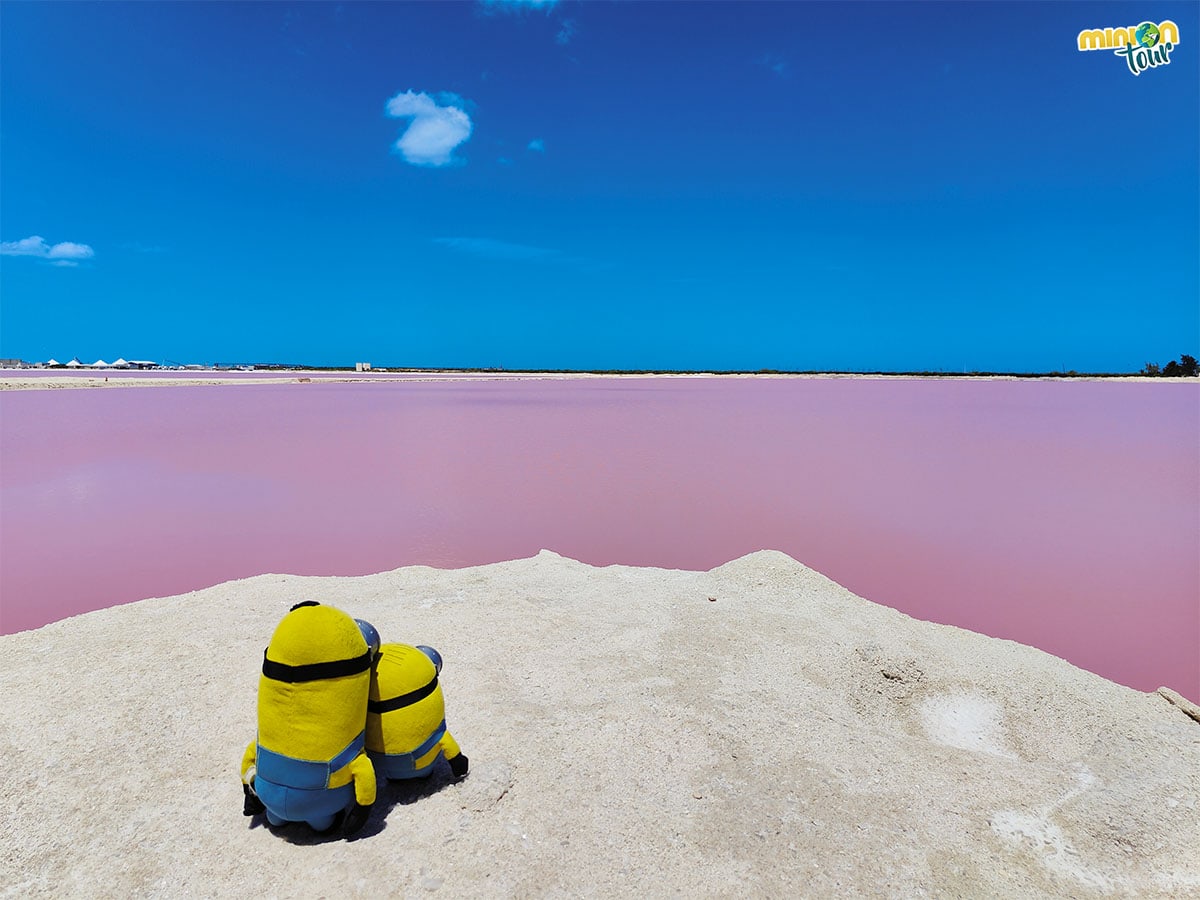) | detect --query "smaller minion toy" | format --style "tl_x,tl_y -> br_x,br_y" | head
241,602 -> 379,836
367,644 -> 468,780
